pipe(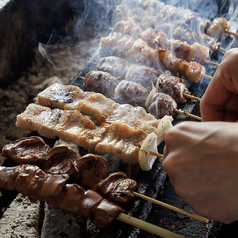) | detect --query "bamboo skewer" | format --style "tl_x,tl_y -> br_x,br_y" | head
183,93 -> 201,102
218,47 -> 227,53
226,30 -> 238,38
132,192 -> 209,223
79,76 -> 201,120
174,109 -> 201,121
203,74 -> 212,80
117,213 -> 186,238
204,60 -> 220,67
